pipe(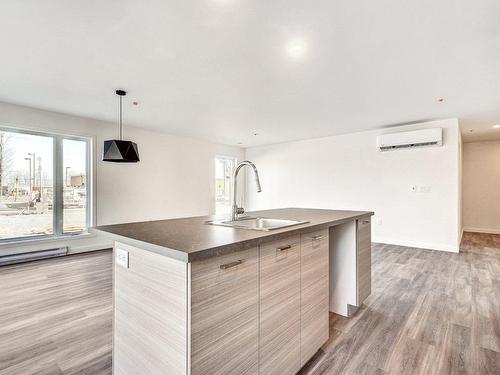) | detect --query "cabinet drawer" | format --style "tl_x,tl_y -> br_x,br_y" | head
300,229 -> 329,366
191,247 -> 259,375
357,218 -> 371,305
259,235 -> 301,375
